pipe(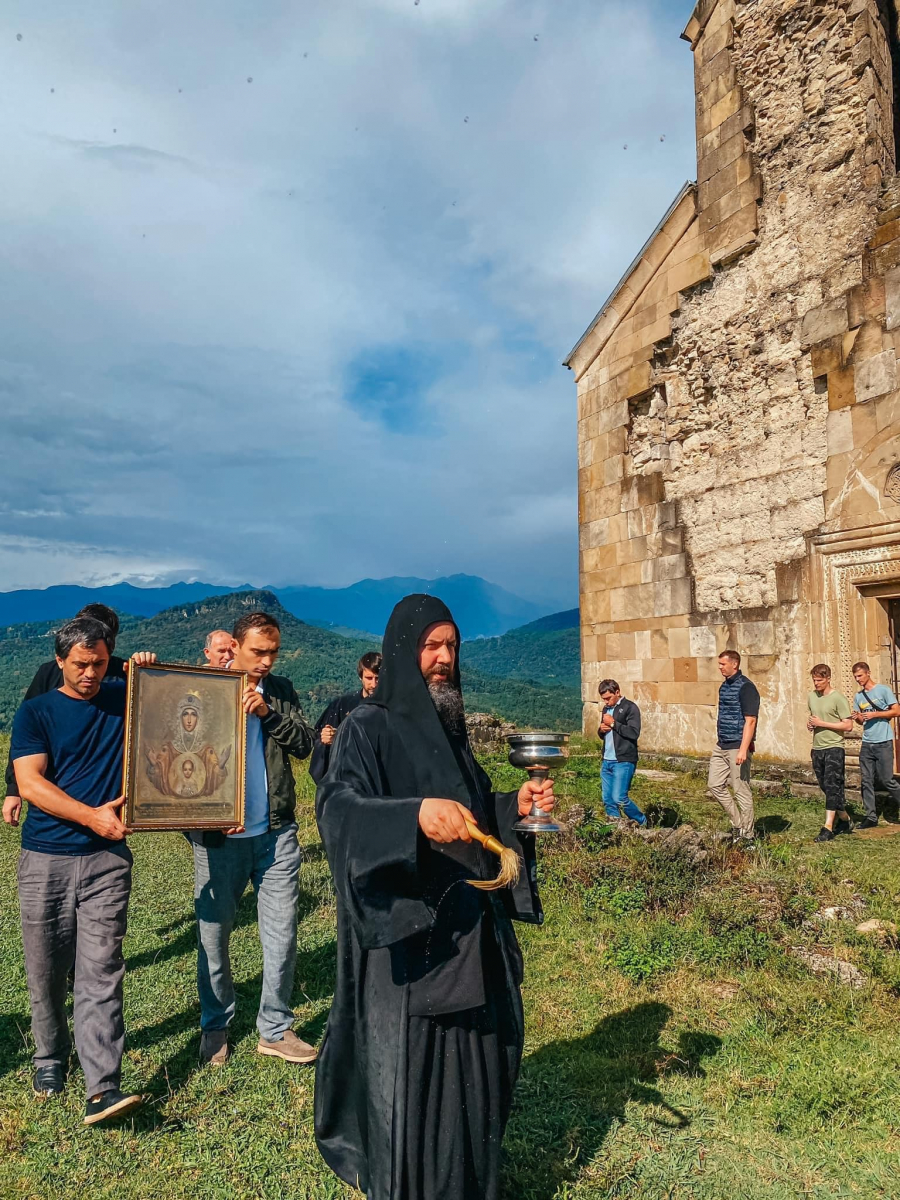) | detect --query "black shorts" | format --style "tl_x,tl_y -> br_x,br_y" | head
811,746 -> 846,811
